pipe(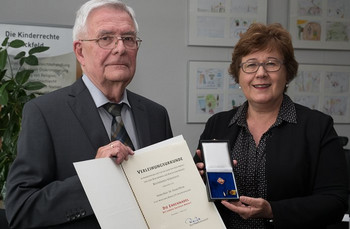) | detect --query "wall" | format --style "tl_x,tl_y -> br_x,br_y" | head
1,0 -> 349,151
